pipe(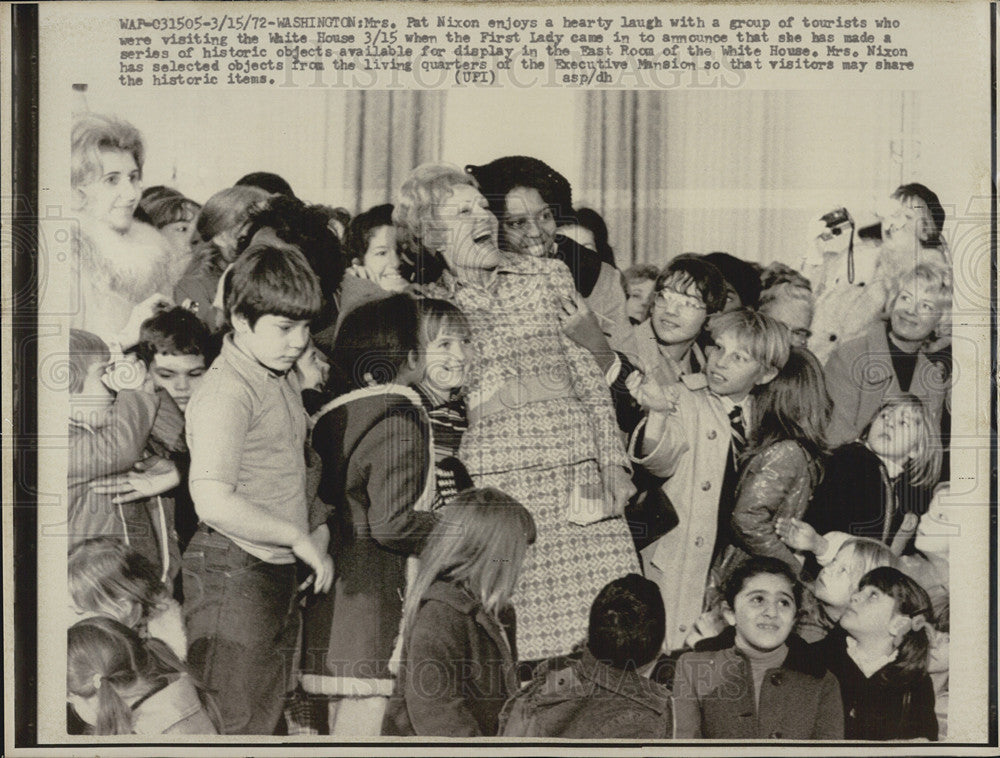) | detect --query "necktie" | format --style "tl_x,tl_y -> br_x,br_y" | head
729,405 -> 746,452
713,405 -> 747,569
